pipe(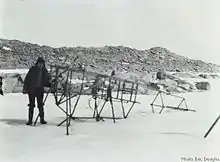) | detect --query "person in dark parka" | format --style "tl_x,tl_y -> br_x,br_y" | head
23,57 -> 51,125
